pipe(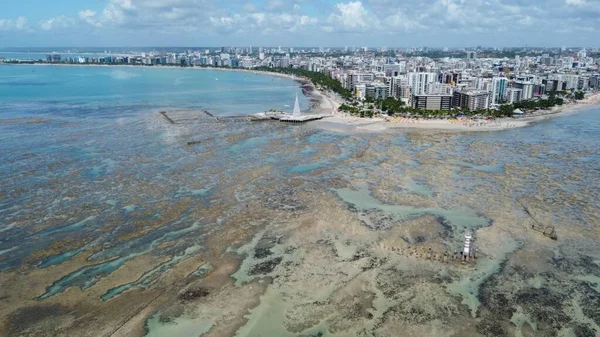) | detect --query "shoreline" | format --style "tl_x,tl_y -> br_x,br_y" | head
3,62 -> 597,132
312,91 -> 600,133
